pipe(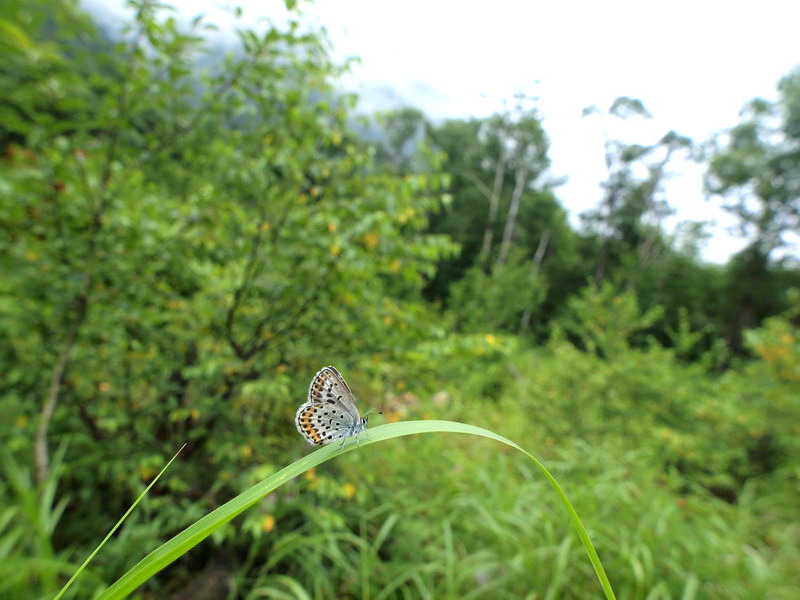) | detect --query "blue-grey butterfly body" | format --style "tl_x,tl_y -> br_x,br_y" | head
295,366 -> 368,445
